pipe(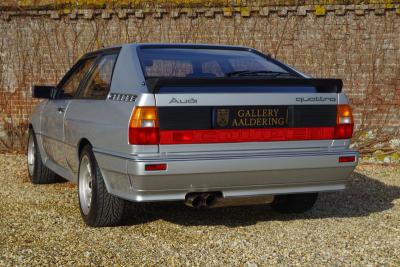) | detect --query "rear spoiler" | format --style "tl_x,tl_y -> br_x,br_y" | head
145,77 -> 343,94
